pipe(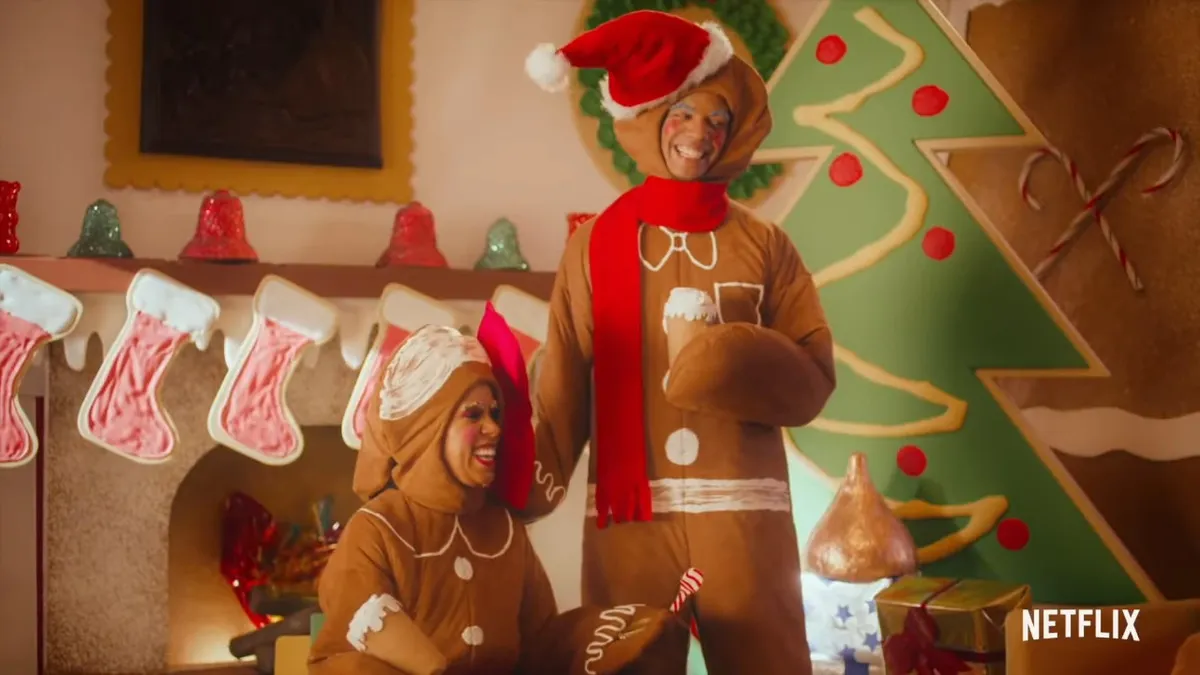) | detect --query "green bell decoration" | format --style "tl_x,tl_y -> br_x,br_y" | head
474,218 -> 530,271
66,199 -> 134,258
